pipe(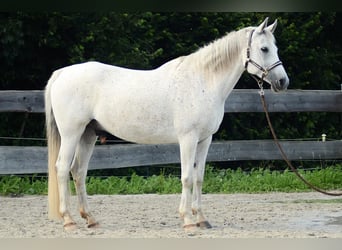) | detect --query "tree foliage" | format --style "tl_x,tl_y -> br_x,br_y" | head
0,12 -> 340,147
